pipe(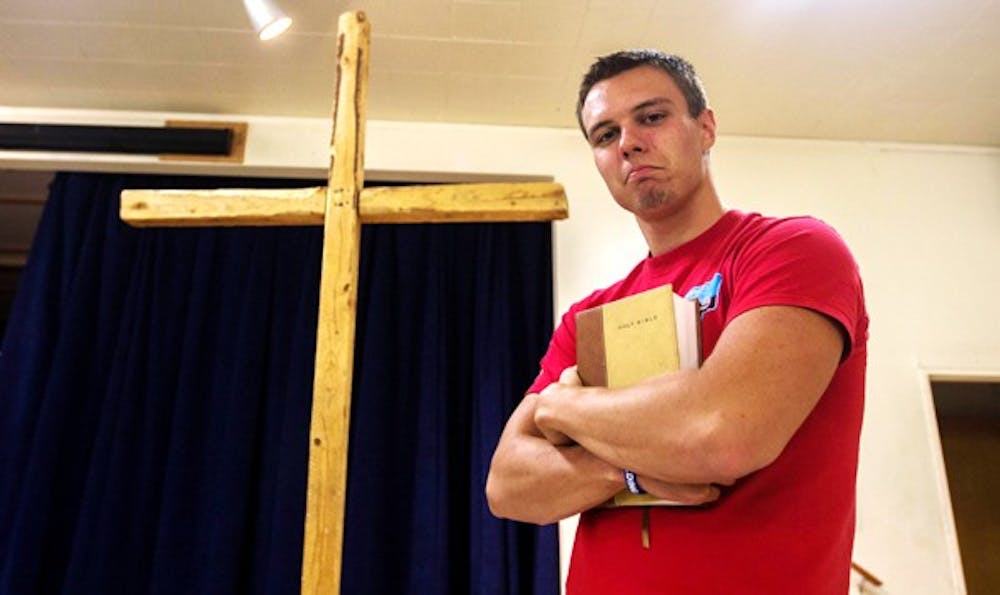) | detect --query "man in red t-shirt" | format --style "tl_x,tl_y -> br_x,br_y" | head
486,50 -> 867,594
